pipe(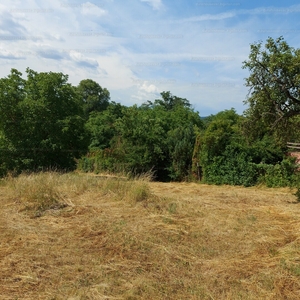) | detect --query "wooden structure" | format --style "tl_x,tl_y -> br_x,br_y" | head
287,142 -> 300,165
287,142 -> 300,150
